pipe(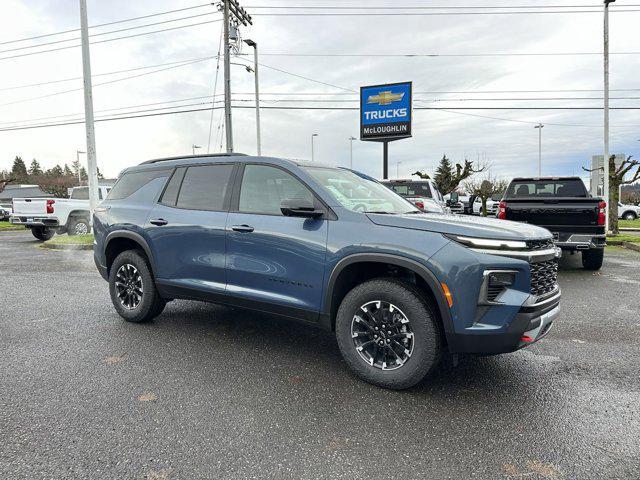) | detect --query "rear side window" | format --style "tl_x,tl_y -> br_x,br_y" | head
159,168 -> 187,206
71,187 -> 88,200
506,179 -> 588,198
108,169 -> 171,200
176,164 -> 234,211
